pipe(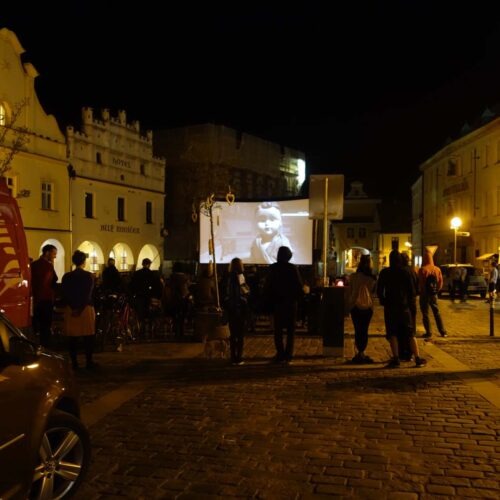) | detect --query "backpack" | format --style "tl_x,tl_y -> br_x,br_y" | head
355,283 -> 373,310
425,273 -> 439,296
